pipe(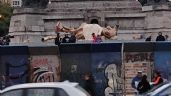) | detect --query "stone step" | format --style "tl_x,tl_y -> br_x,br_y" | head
48,1 -> 141,12
47,8 -> 142,13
